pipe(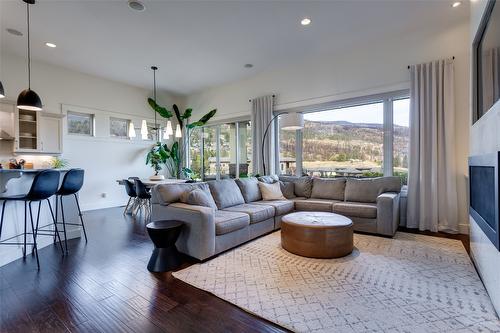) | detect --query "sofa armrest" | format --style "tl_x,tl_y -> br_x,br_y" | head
376,192 -> 400,236
151,202 -> 216,260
